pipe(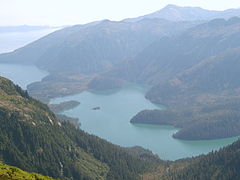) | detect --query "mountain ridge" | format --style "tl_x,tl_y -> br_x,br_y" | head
0,18 -> 198,75
124,4 -> 240,22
